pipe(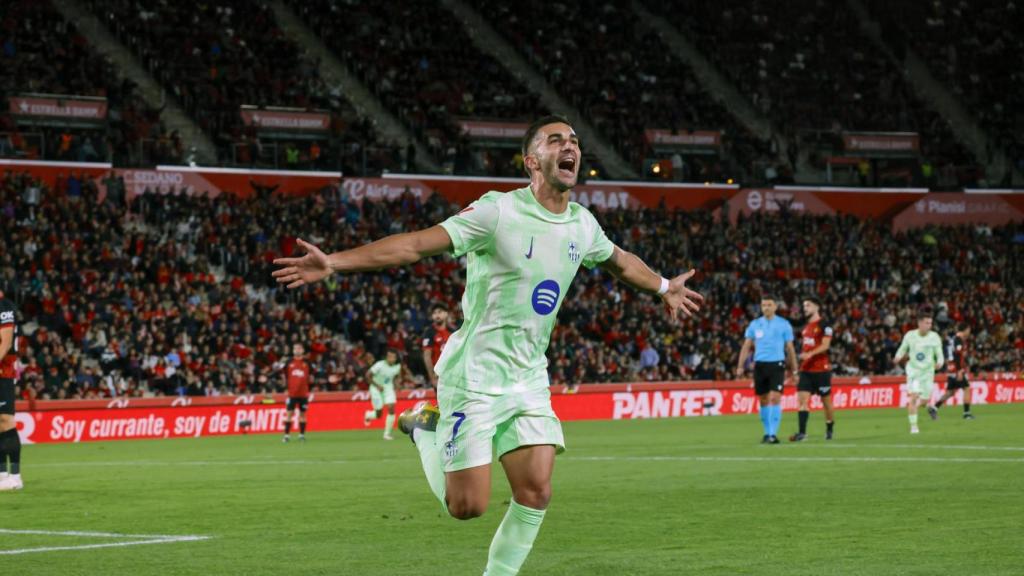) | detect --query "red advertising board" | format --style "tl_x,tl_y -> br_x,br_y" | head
892,193 -> 1024,231
843,132 -> 920,155
9,95 -> 108,120
458,120 -> 528,140
644,129 -> 722,148
724,188 -> 837,222
383,174 -> 739,211
14,376 -> 1024,444
239,108 -> 330,131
